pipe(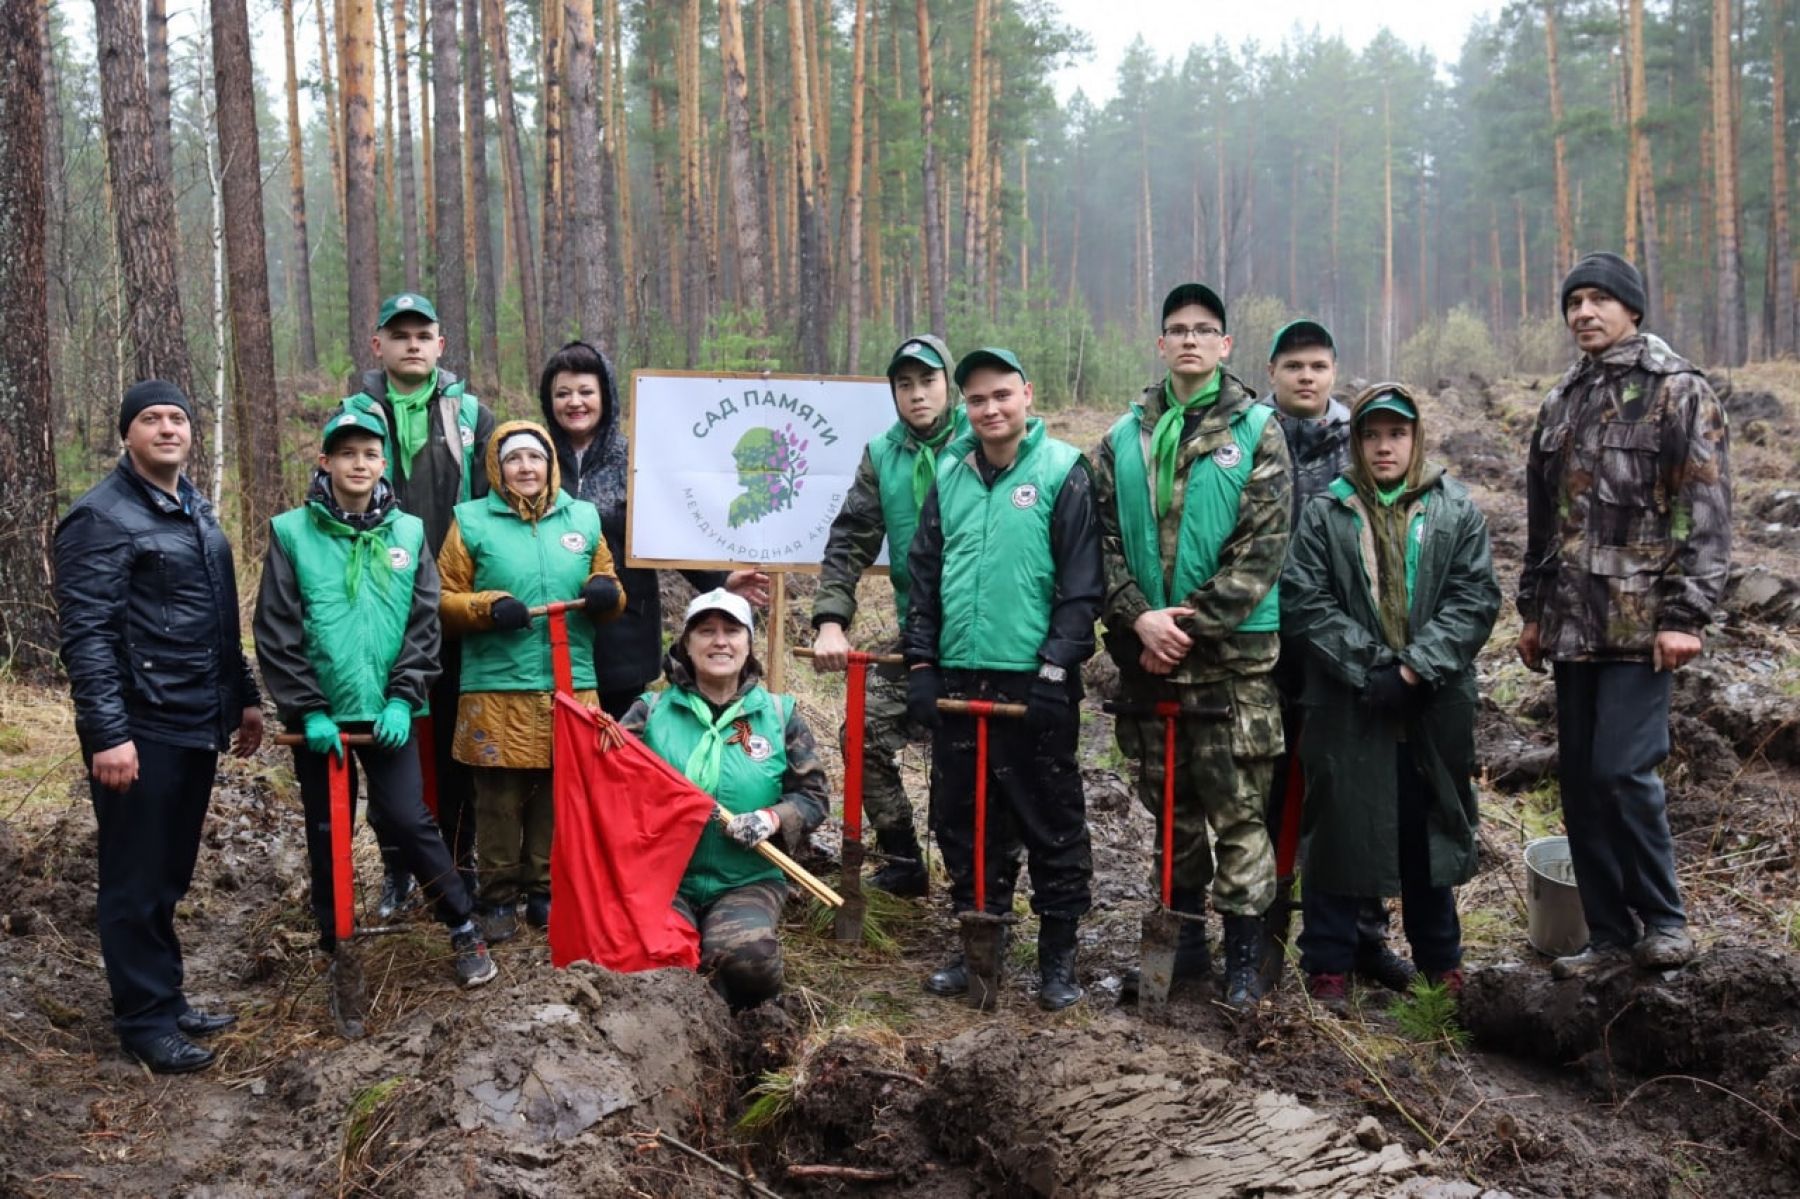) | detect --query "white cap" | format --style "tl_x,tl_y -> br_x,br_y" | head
499,431 -> 549,463
683,587 -> 754,634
